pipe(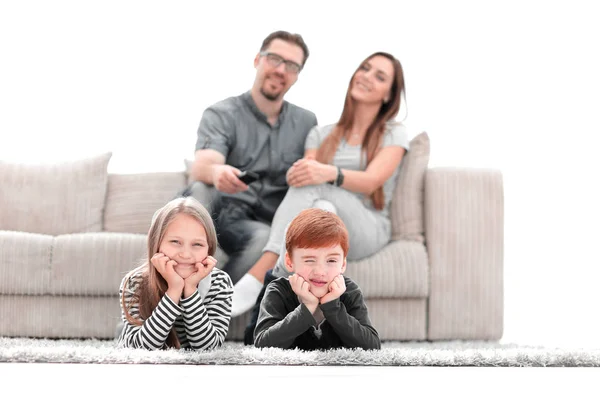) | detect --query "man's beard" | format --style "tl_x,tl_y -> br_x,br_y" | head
260,87 -> 281,101
260,75 -> 286,101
